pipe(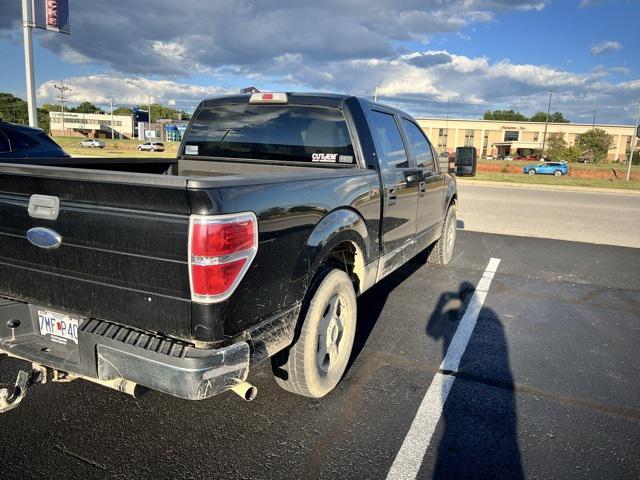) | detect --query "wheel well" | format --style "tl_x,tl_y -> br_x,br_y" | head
322,241 -> 364,294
